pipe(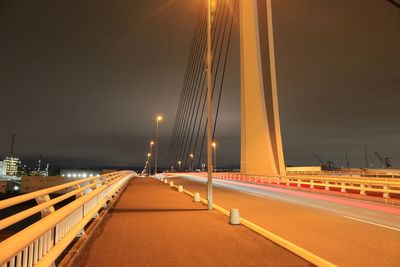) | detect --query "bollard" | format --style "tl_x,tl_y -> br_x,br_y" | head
178,185 -> 183,192
169,181 -> 174,187
229,208 -> 240,225
164,179 -> 168,184
160,178 -> 164,182
194,192 -> 201,202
